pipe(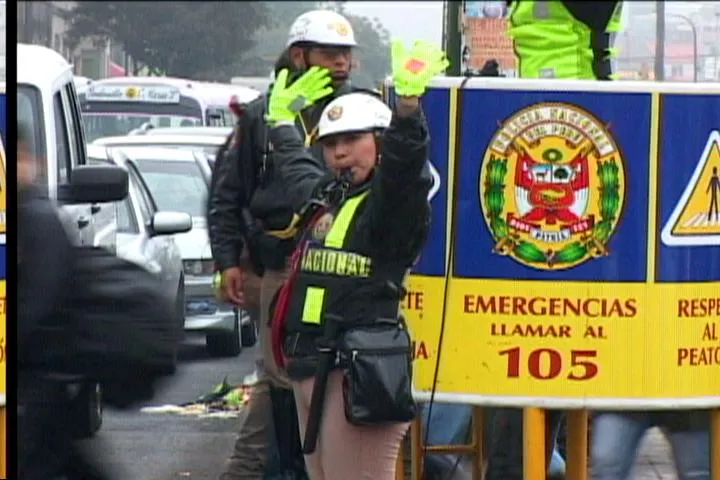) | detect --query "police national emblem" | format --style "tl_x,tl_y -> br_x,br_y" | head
479,102 -> 626,270
330,21 -> 350,37
326,105 -> 343,122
